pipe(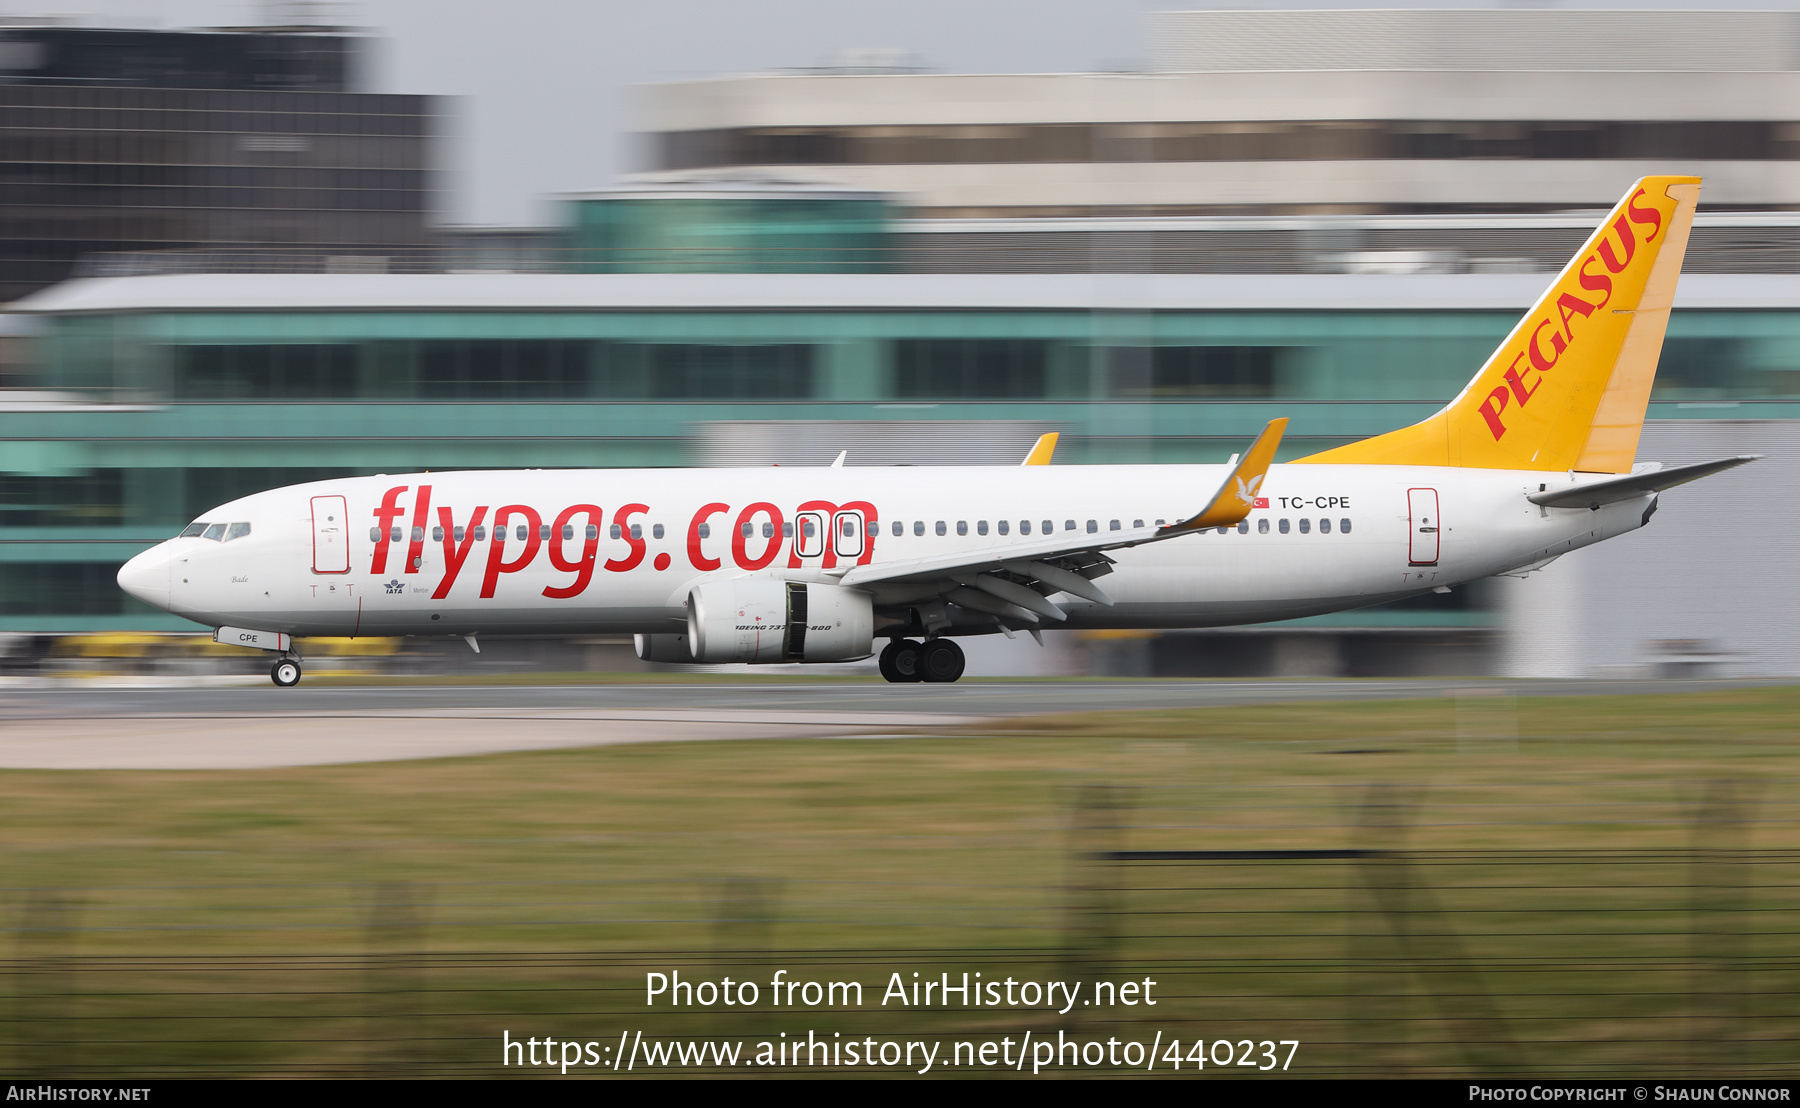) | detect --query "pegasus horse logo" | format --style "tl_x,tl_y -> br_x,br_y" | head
1235,473 -> 1265,507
